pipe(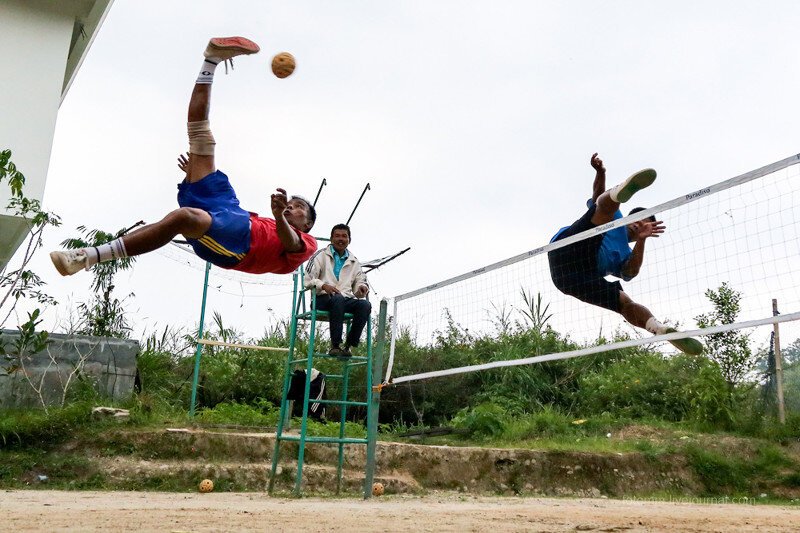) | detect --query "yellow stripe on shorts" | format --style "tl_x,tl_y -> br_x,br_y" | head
198,235 -> 246,260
